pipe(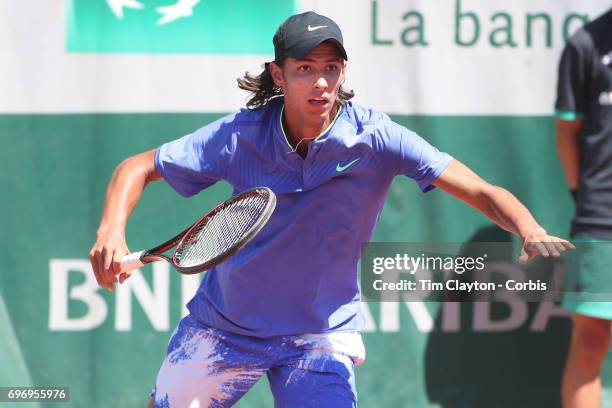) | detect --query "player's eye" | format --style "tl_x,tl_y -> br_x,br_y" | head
297,65 -> 311,72
326,64 -> 339,72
